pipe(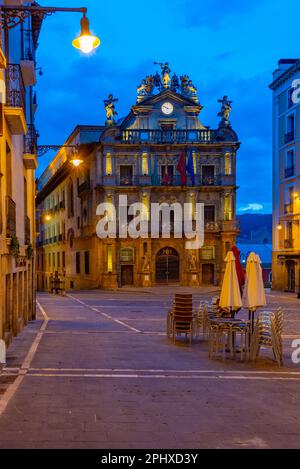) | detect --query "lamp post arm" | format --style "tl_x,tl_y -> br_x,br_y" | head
0,5 -> 88,30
